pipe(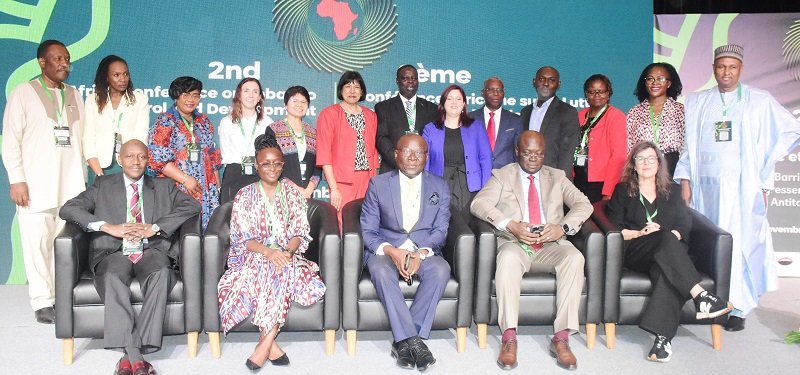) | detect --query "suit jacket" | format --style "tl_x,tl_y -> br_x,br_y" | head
422,122 -> 493,192
469,107 -> 522,169
316,104 -> 379,183
360,170 -> 451,263
59,174 -> 200,269
520,97 -> 580,179
375,95 -> 439,171
470,164 -> 592,242
576,105 -> 628,197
